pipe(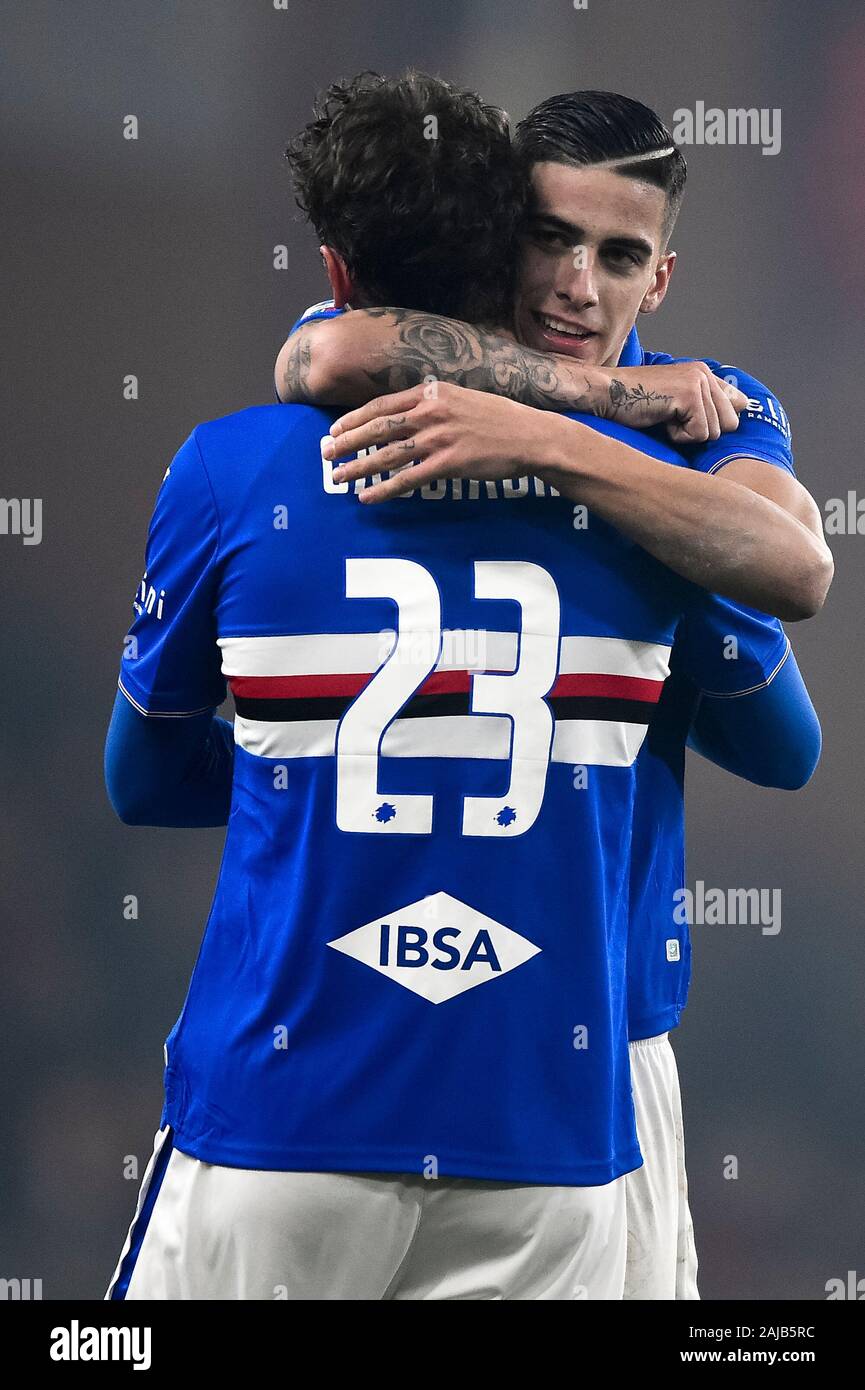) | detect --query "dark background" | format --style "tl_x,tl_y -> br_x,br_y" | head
2,0 -> 863,1300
